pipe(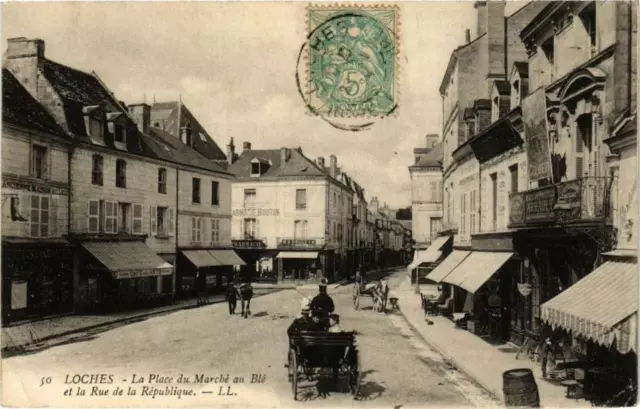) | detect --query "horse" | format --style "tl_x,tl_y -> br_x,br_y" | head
240,283 -> 253,318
